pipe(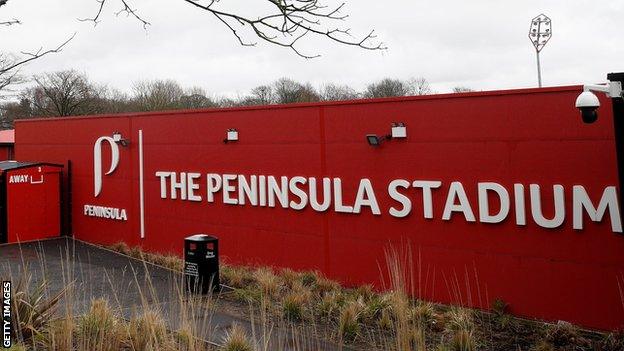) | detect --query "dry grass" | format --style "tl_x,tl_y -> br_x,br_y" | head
127,309 -> 172,351
99,241 -> 621,351
76,299 -> 122,351
253,267 -> 281,298
221,323 -> 253,351
338,298 -> 365,341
